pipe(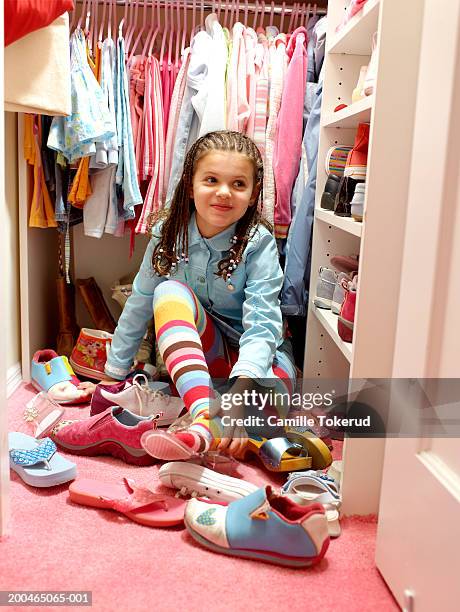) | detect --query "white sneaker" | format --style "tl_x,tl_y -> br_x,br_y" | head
364,32 -> 378,96
159,462 -> 259,503
100,374 -> 184,426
